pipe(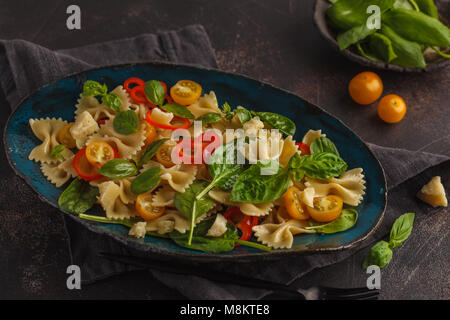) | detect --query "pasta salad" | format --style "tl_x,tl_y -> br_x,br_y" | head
28,78 -> 366,252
